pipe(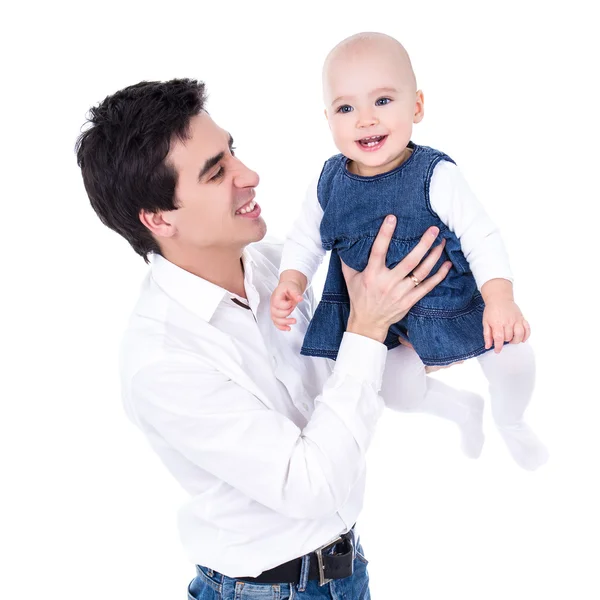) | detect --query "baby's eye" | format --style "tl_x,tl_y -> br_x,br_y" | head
337,105 -> 353,114
375,97 -> 392,106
